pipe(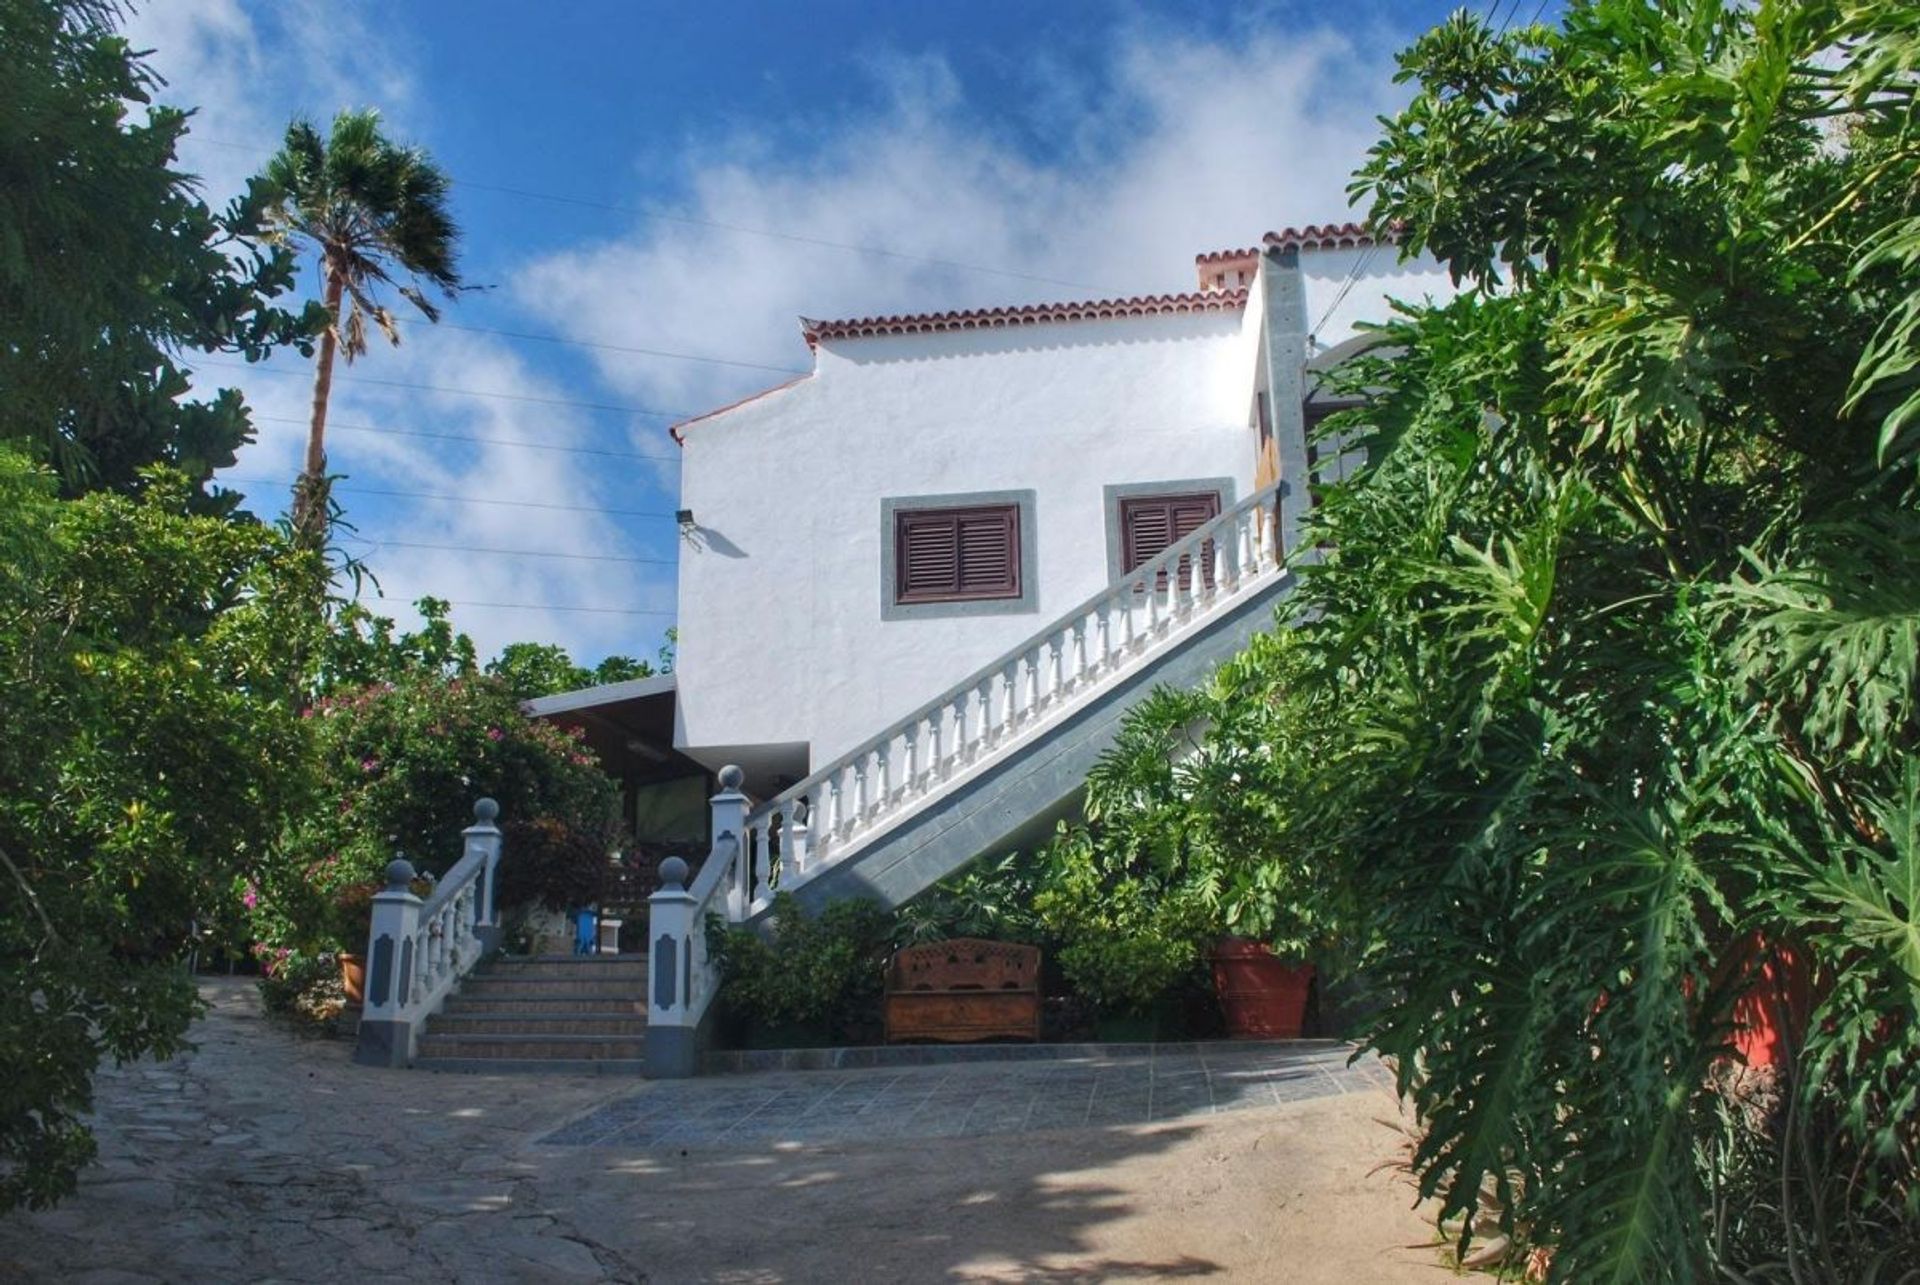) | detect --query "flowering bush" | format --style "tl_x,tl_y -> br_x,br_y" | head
246,673 -> 622,978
